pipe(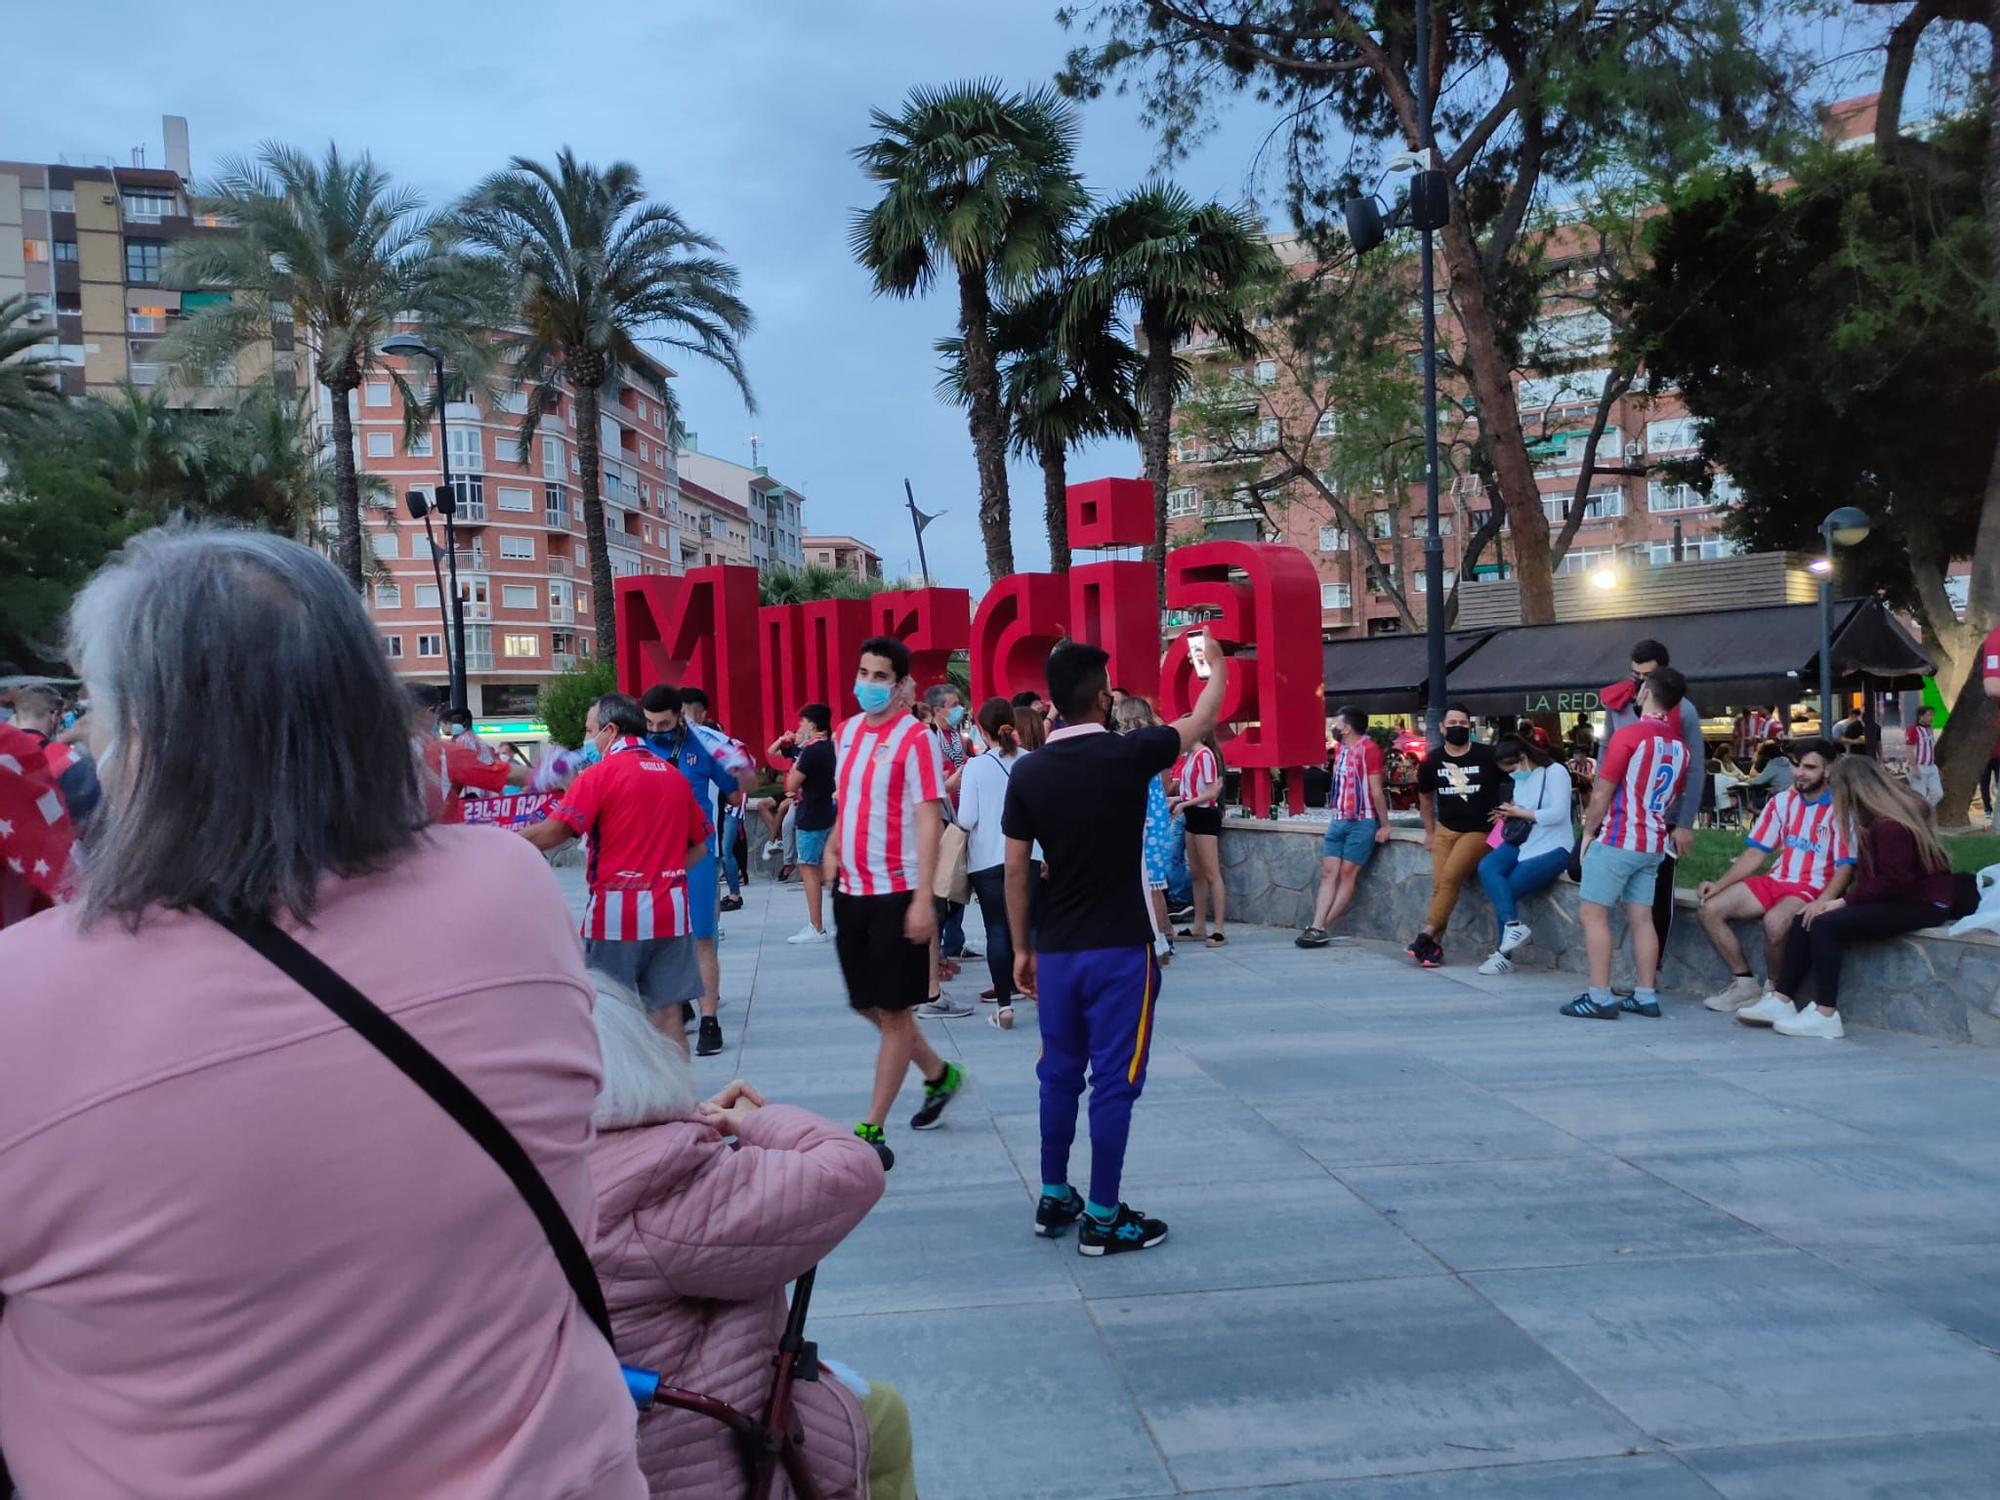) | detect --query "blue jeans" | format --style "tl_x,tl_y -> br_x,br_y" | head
1477,843 -> 1570,942
940,898 -> 968,957
1165,814 -> 1193,907
720,810 -> 742,896
969,861 -> 1039,1004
